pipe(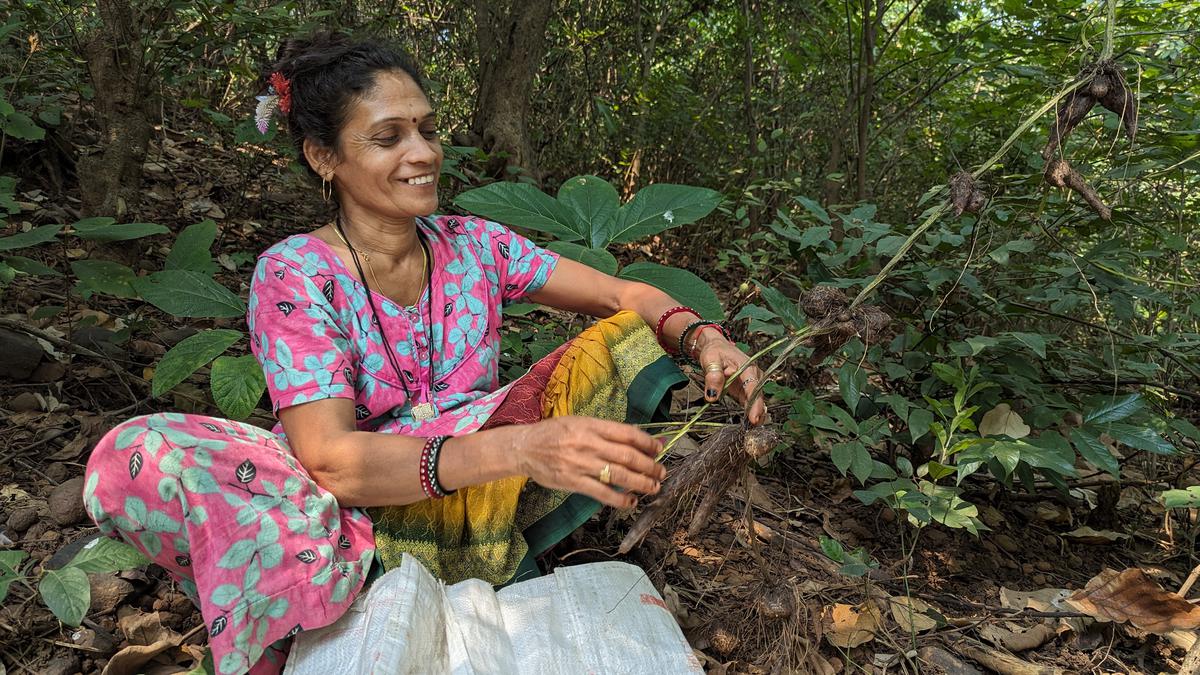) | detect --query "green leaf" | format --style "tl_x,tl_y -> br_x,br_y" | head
556,176 -> 619,248
609,184 -> 722,243
799,226 -> 831,249
1005,332 -> 1047,358
545,241 -> 619,276
756,283 -> 804,329
153,329 -> 243,396
2,111 -> 45,140
1161,487 -> 1200,509
793,196 -> 831,224
875,235 -> 907,256
831,441 -> 855,475
1075,425 -> 1118,473
5,255 -> 61,276
907,408 -> 934,442
0,223 -> 62,251
618,262 -> 723,320
818,536 -> 844,562
987,239 -> 1036,265
71,260 -> 138,299
165,220 -> 219,274
67,537 -> 150,574
849,442 -> 874,484
1097,422 -> 1176,455
210,355 -> 267,420
39,567 -> 90,626
453,183 -> 582,241
838,363 -> 866,411
0,550 -> 28,604
73,219 -> 169,242
1083,393 -> 1143,424
132,270 -> 245,318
